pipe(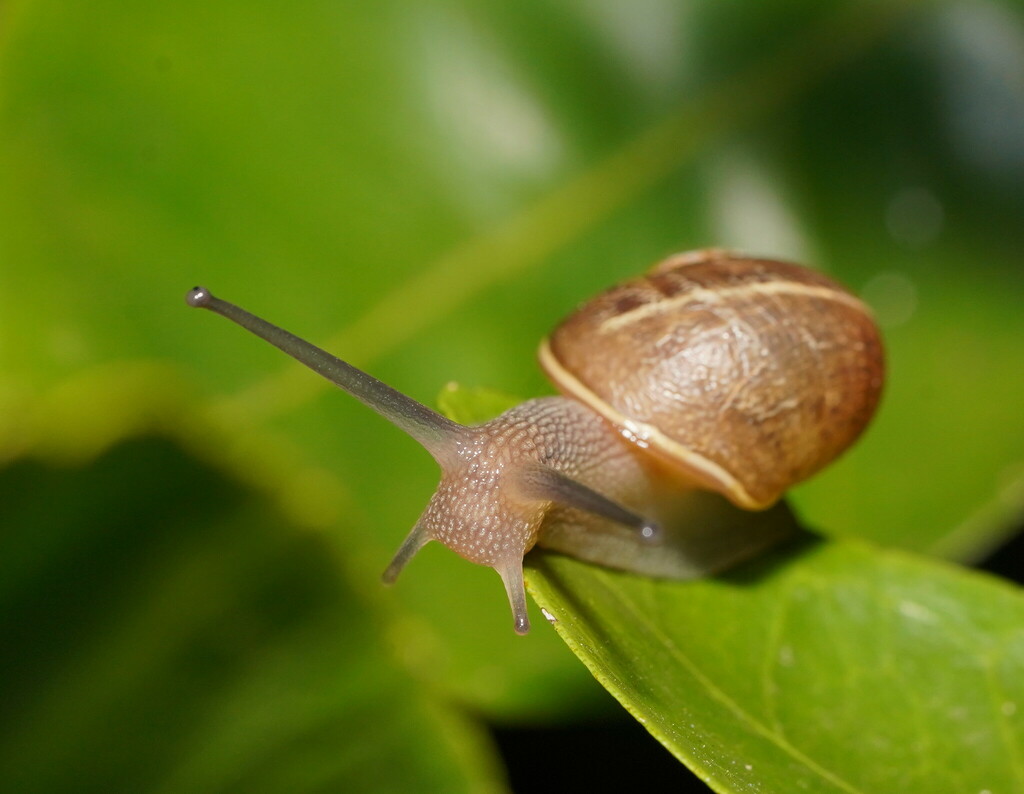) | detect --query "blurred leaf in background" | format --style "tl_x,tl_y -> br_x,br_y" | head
0,432 -> 504,793
1,0 -> 1022,791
